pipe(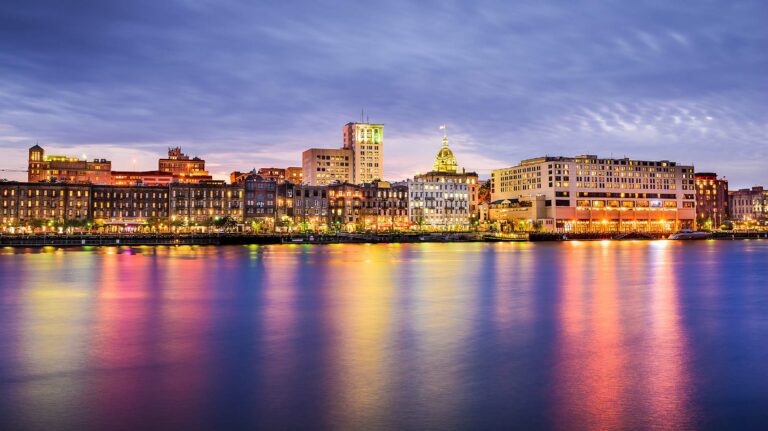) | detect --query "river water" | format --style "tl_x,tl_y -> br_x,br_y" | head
0,241 -> 767,430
